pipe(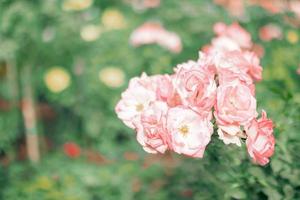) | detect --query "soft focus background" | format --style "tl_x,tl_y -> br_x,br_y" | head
0,0 -> 300,199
